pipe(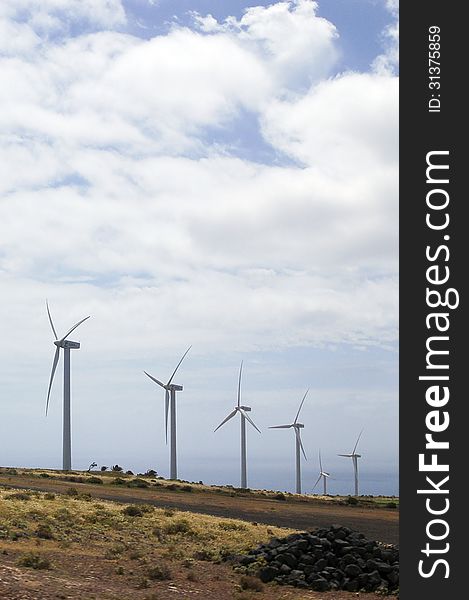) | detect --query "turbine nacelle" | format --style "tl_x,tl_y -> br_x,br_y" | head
294,422 -> 304,429
54,340 -> 80,349
167,384 -> 183,392
238,405 -> 251,412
